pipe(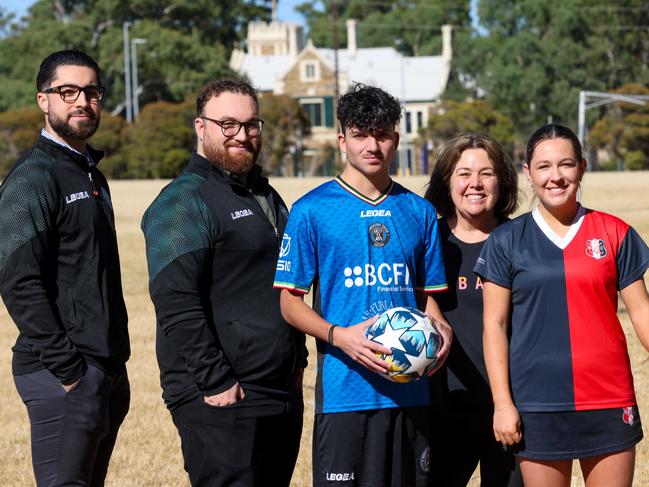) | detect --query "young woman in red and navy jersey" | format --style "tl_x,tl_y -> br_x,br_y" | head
425,133 -> 523,487
476,124 -> 649,487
